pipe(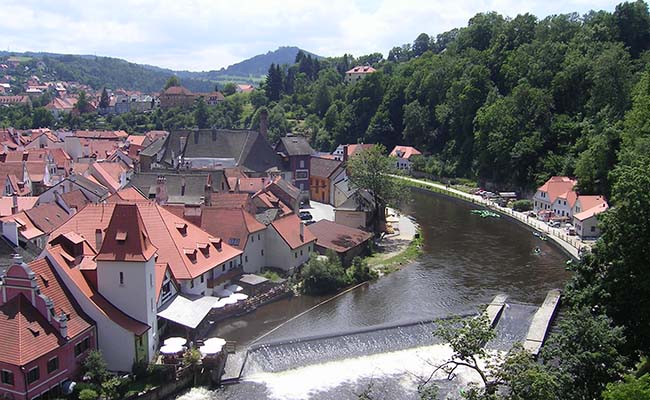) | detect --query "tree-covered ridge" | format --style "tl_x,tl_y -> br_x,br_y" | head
247,1 -> 650,194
